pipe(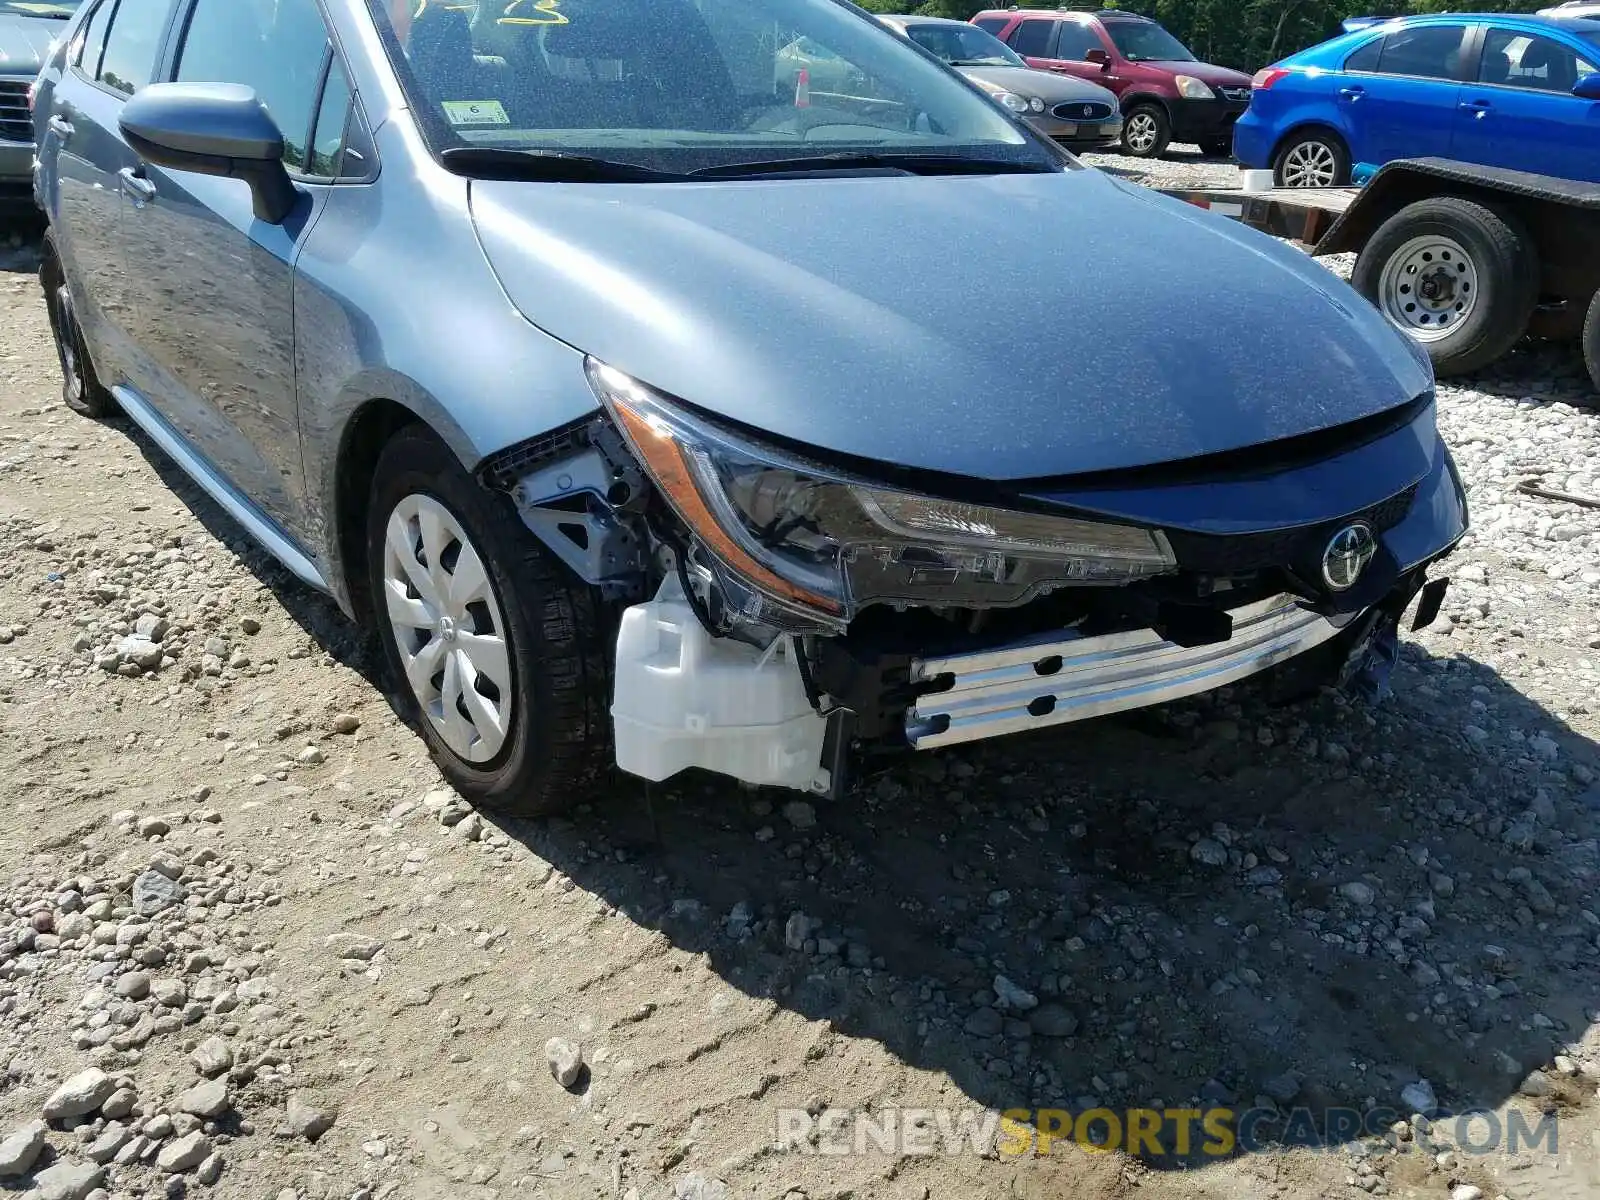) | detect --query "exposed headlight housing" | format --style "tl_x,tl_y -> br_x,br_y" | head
587,361 -> 1176,632
997,91 -> 1032,113
1175,75 -> 1215,99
